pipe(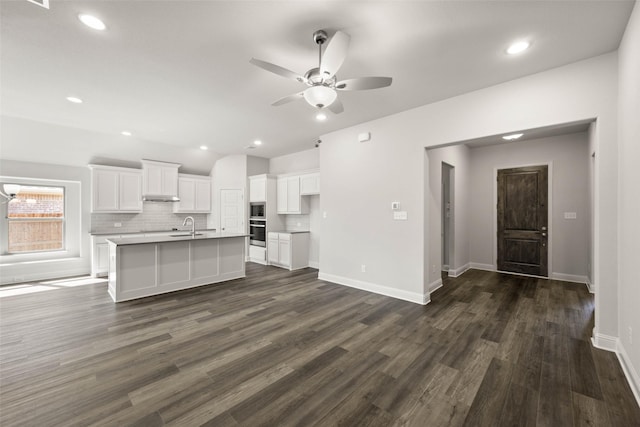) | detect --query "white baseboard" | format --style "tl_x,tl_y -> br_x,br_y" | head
591,333 -> 619,352
469,263 -> 495,272
550,273 -> 589,284
429,278 -> 443,293
0,268 -> 90,286
442,264 -> 449,272
308,261 -> 319,269
448,263 -> 470,278
586,277 -> 595,294
617,341 -> 640,407
318,272 -> 429,305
